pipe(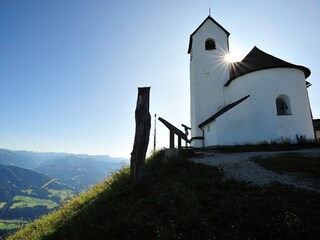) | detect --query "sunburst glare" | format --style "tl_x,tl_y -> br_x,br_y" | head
224,51 -> 242,63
